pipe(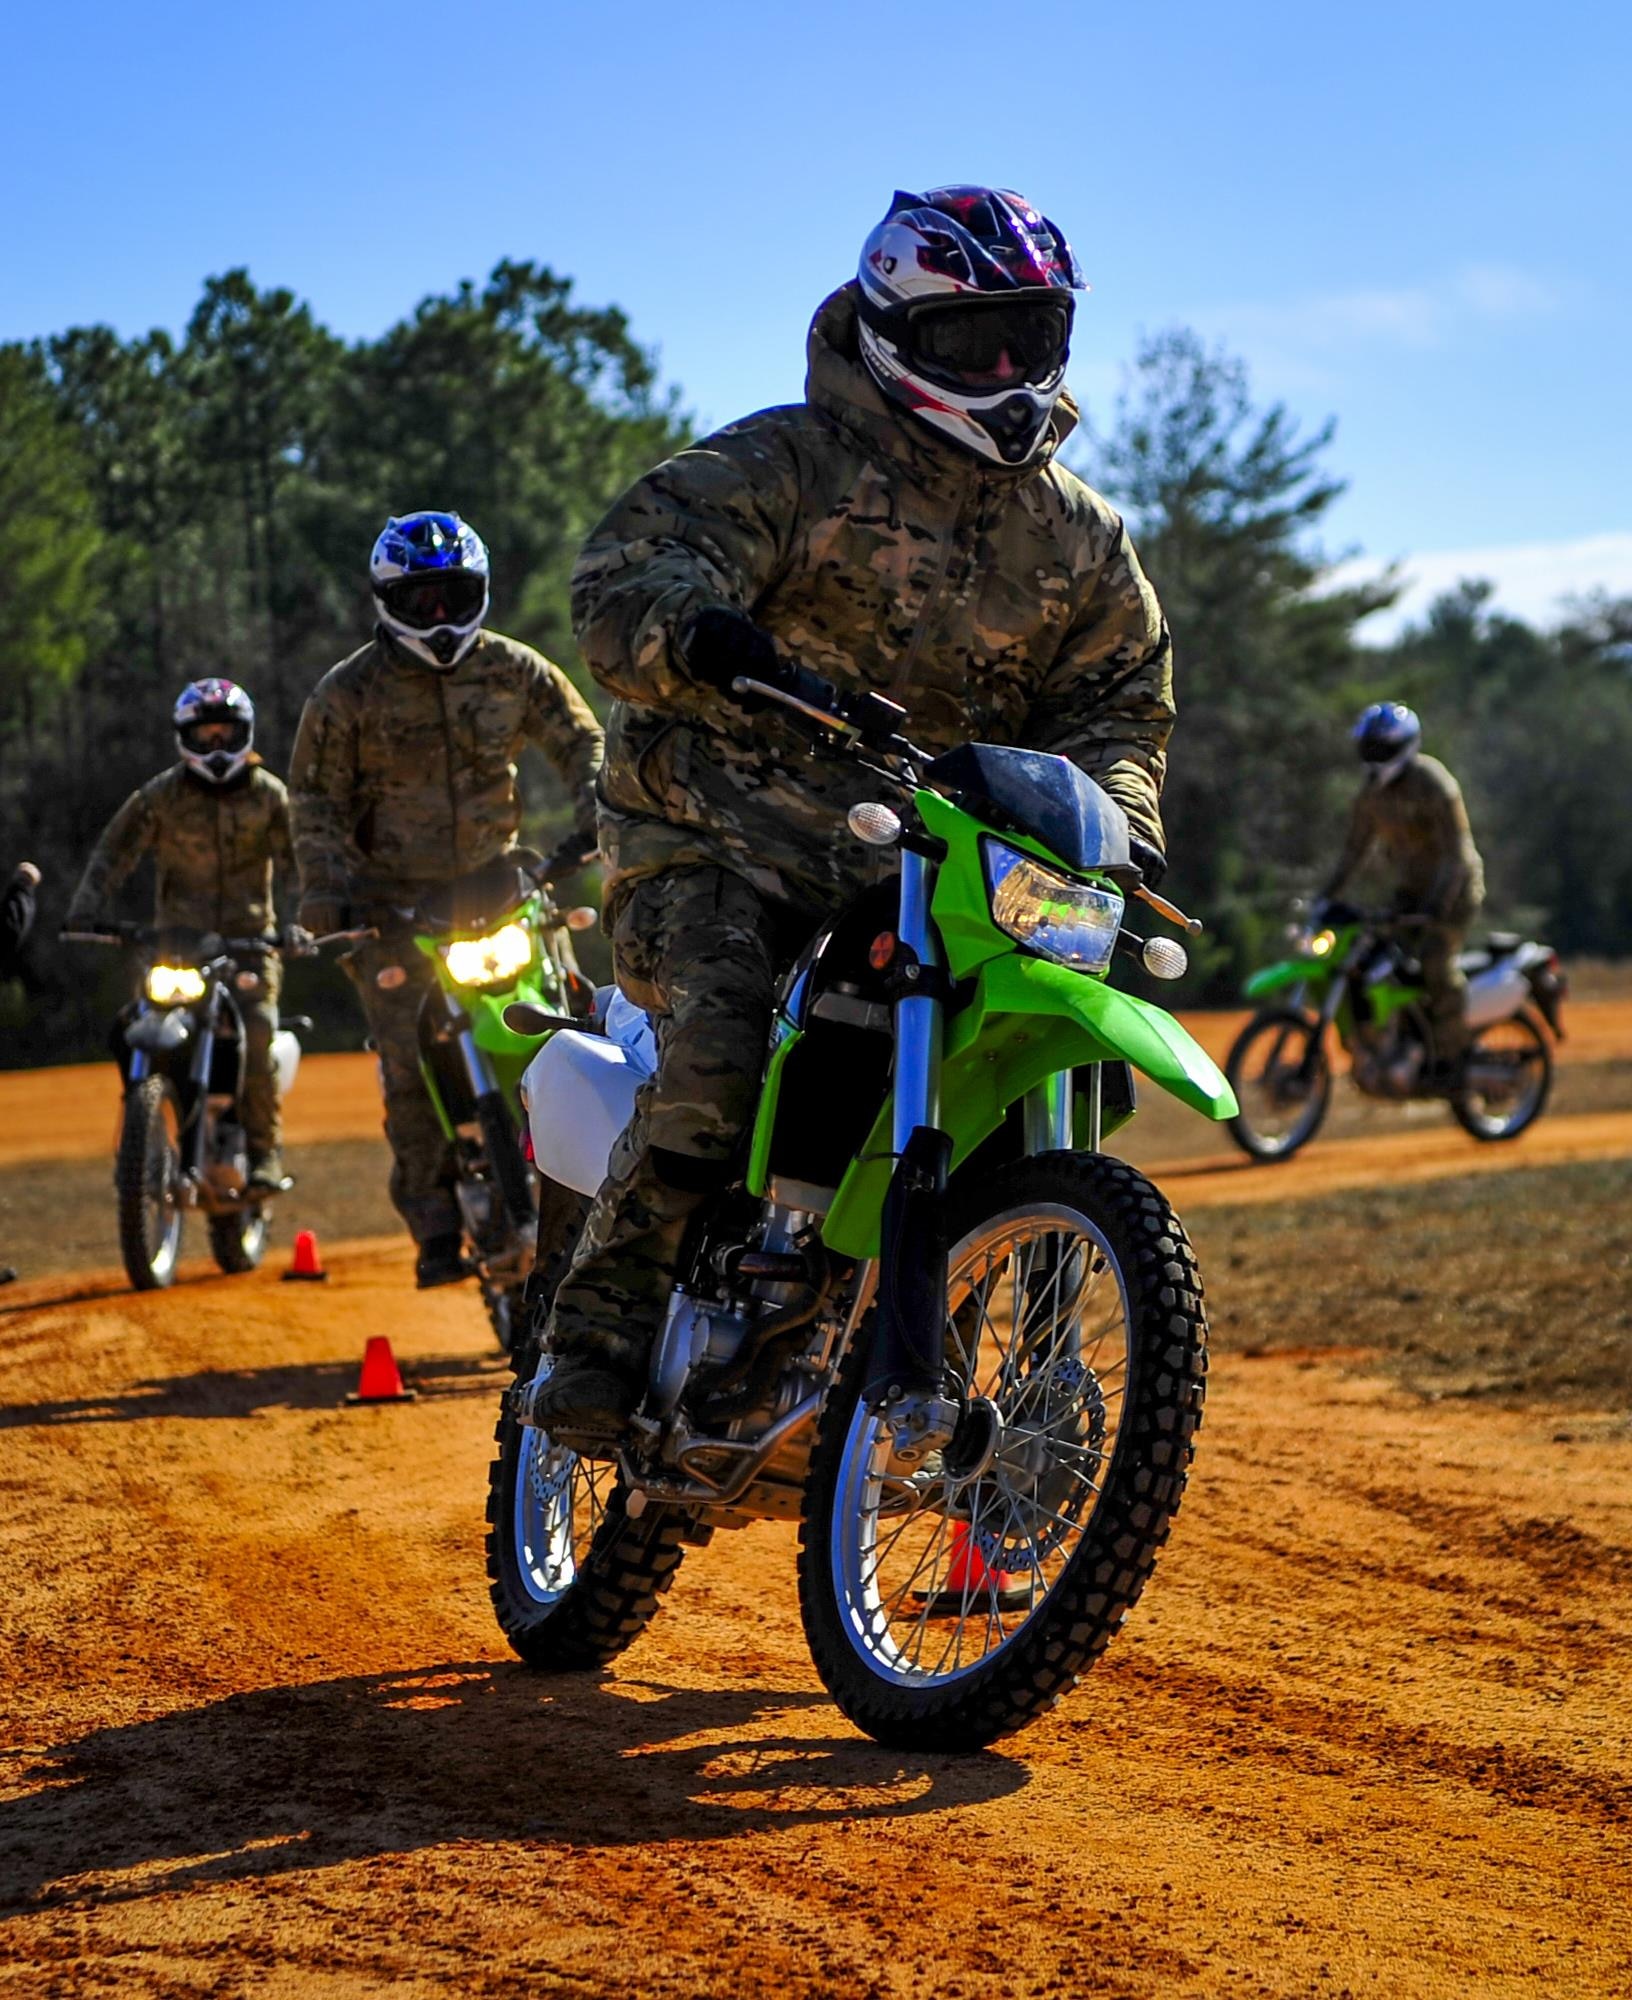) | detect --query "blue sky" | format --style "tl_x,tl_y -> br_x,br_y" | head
9,0 -> 1630,634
